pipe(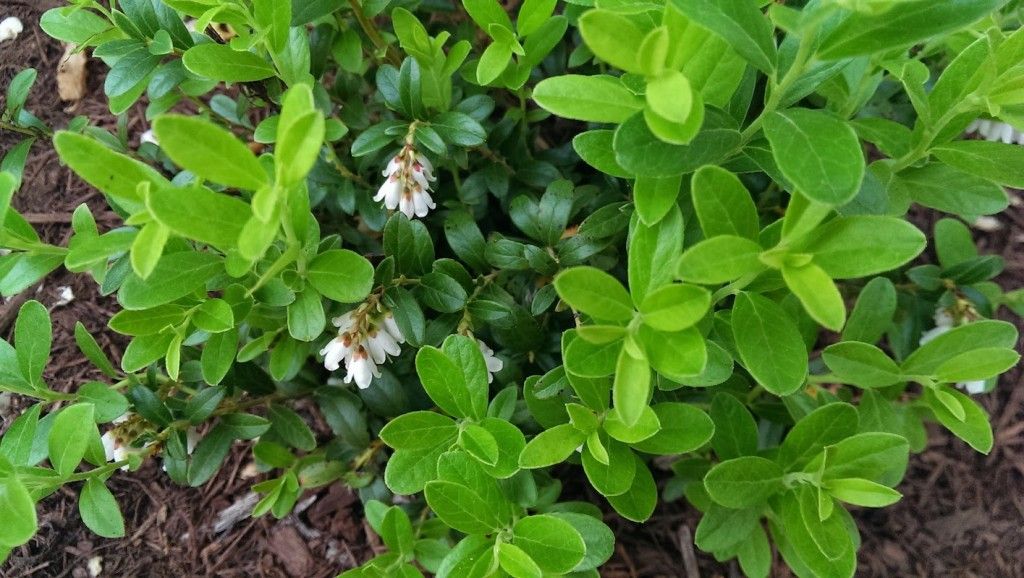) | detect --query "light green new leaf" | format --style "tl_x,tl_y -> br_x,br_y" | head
554,266 -> 634,322
613,347 -> 651,428
901,320 -> 1018,376
48,403 -> 95,477
668,0 -> 776,74
732,292 -> 807,396
795,216 -> 926,279
182,44 -> 276,82
781,262 -> 846,331
825,478 -> 902,508
519,423 -> 587,469
638,284 -> 711,333
146,184 -> 253,251
498,543 -> 542,578
0,477 -> 36,547
532,75 -> 644,123
763,109 -> 864,206
53,132 -> 168,214
645,71 -> 703,145
153,115 -> 268,191
677,235 -> 764,284
578,9 -> 647,73
628,206 -> 684,304
306,250 -> 374,304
